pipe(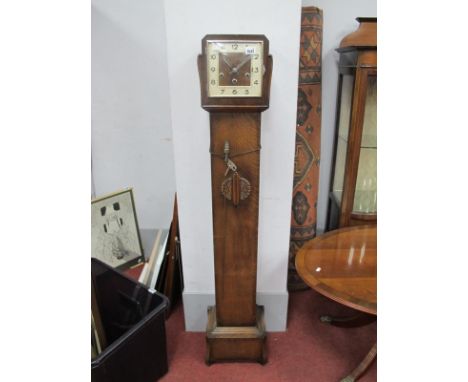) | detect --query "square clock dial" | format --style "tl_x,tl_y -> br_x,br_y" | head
206,40 -> 264,98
